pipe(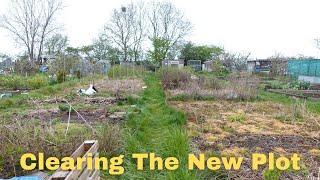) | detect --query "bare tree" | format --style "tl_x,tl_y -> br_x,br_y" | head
36,0 -> 63,61
105,4 -> 138,62
148,1 -> 192,63
220,52 -> 250,72
131,2 -> 146,62
0,0 -> 63,62
268,53 -> 288,77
